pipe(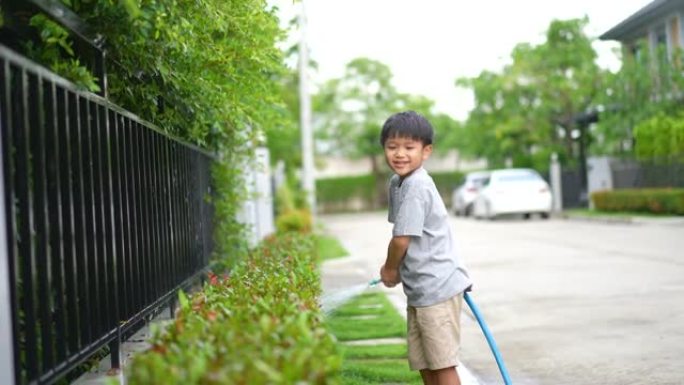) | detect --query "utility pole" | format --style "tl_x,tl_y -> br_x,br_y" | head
298,0 -> 316,219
